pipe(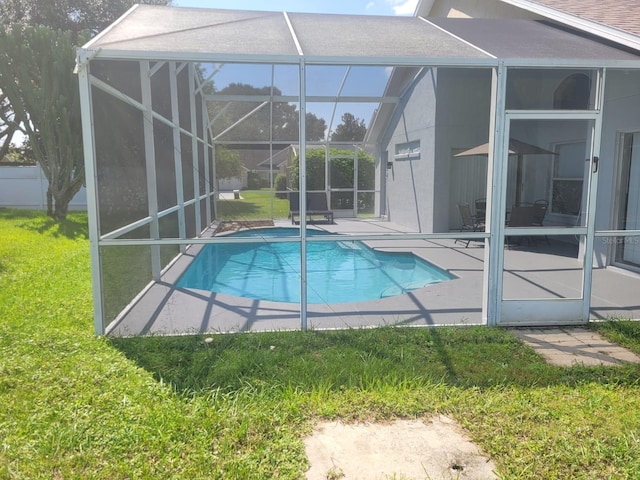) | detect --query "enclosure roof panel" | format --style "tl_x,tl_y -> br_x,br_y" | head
88,5 -> 300,57
287,13 -> 488,59
428,18 -> 640,61
86,5 -> 492,62
85,5 -> 640,64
